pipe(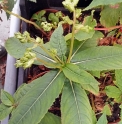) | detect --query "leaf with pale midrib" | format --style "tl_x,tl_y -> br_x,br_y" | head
61,81 -> 96,124
49,25 -> 67,60
9,71 -> 65,124
72,46 -> 122,71
5,37 -> 56,65
62,63 -> 99,95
